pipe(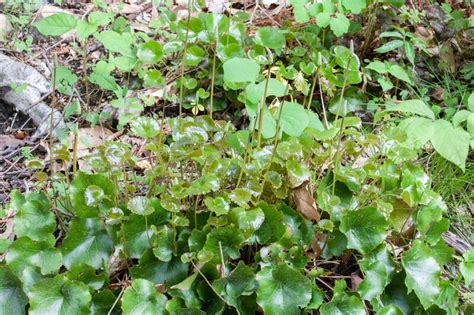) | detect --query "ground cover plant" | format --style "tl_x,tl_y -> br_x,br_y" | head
0,0 -> 473,314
